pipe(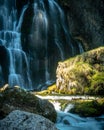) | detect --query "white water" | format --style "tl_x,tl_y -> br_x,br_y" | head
55,111 -> 104,130
0,0 -> 32,89
36,95 -> 98,100
37,95 -> 104,130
